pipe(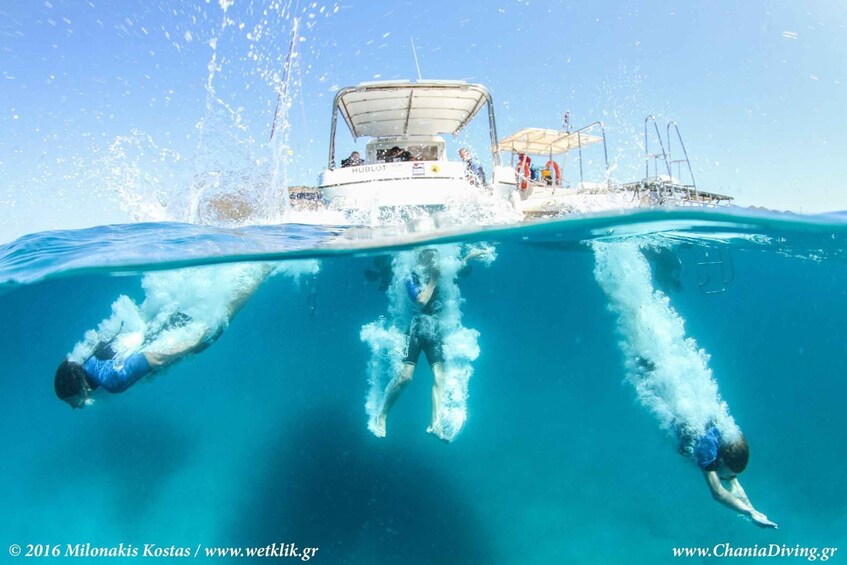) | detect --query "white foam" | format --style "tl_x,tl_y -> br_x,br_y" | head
68,260 -> 316,367
591,240 -> 740,444
361,318 -> 409,433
